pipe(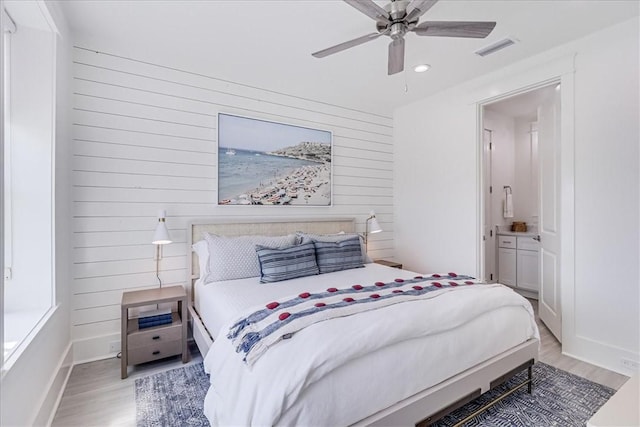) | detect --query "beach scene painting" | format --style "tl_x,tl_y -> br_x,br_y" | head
217,113 -> 332,206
